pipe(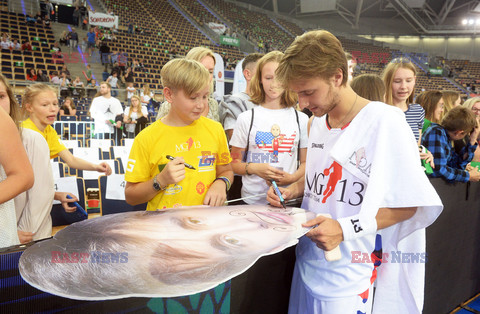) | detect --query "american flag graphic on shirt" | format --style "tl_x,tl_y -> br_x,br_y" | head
255,131 -> 297,154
